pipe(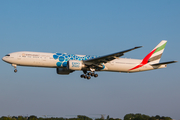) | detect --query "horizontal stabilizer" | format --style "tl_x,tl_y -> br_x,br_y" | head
151,61 -> 178,66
